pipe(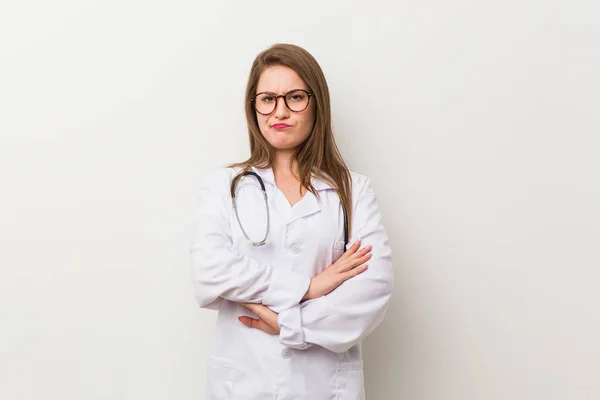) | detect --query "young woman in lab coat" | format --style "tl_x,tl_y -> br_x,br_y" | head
191,43 -> 394,399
